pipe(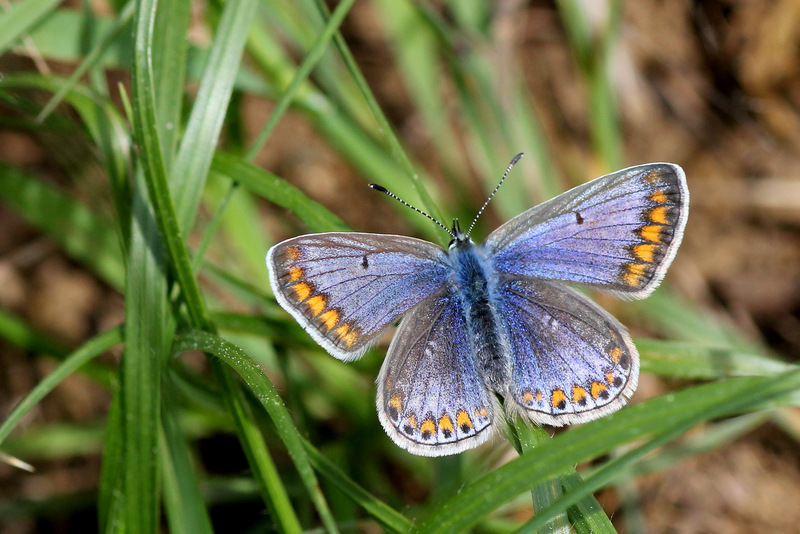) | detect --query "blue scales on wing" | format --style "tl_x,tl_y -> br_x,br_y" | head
377,289 -> 496,456
485,164 -> 689,298
267,233 -> 450,361
495,276 -> 639,425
